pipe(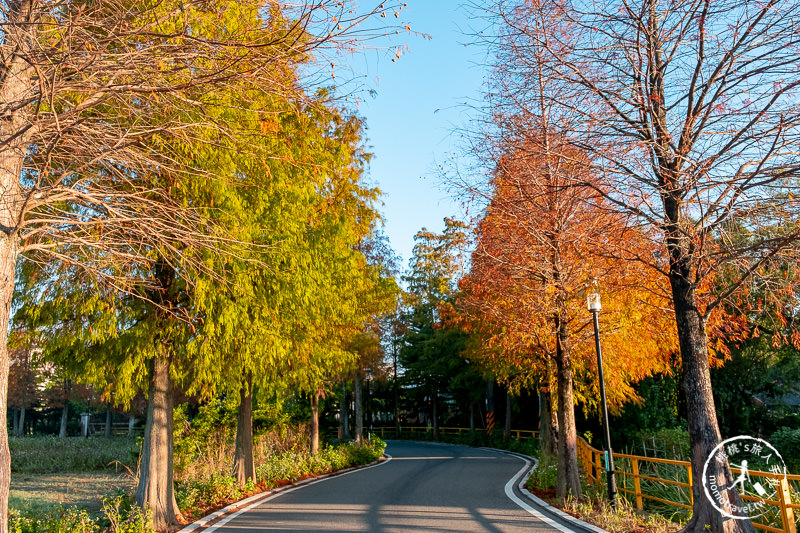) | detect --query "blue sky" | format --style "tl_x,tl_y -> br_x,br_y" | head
343,2 -> 488,270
